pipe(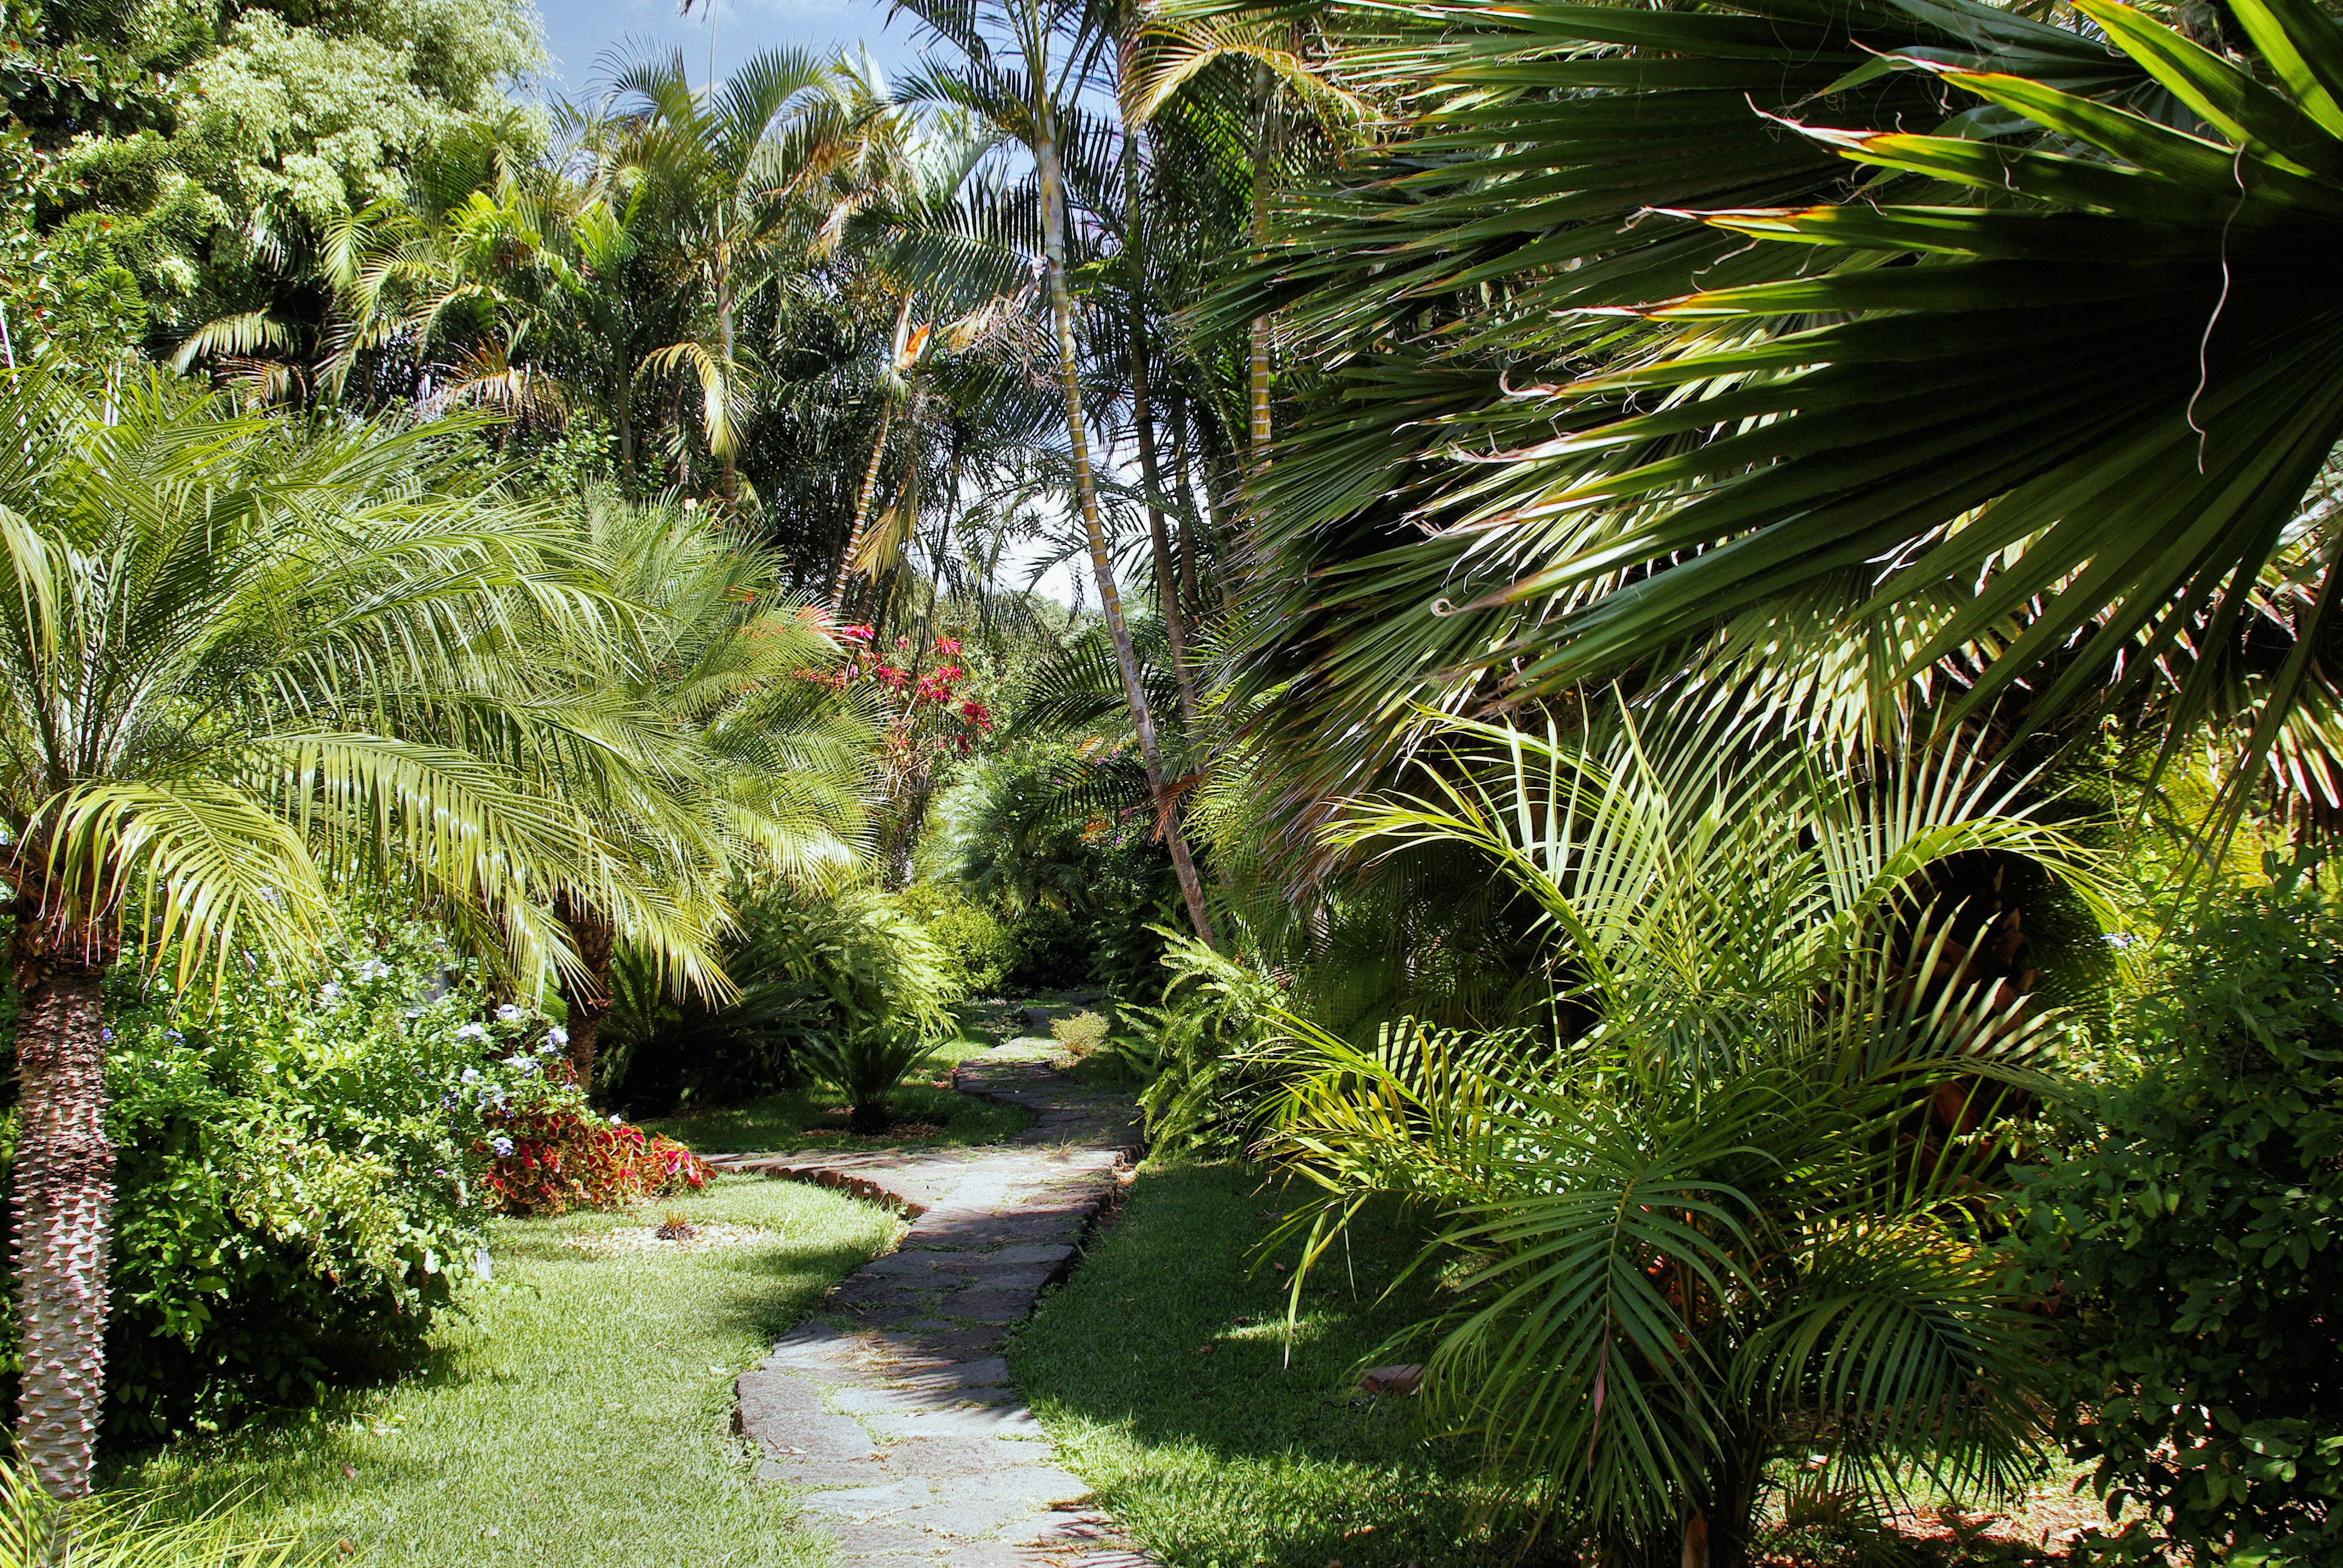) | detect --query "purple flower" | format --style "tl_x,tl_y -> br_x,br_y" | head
491,1135 -> 516,1158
